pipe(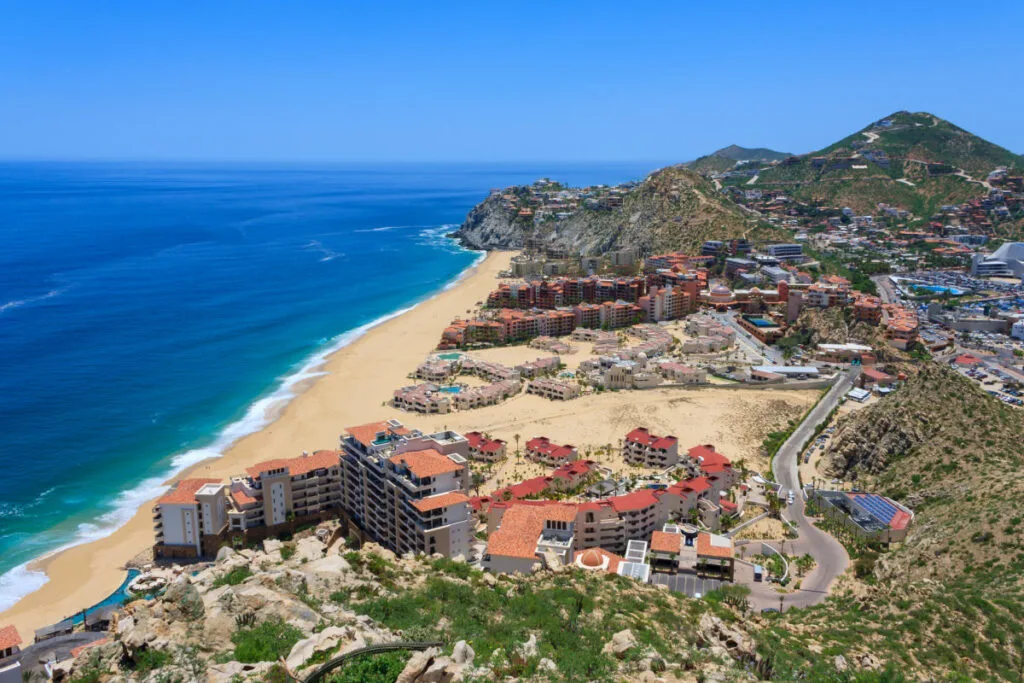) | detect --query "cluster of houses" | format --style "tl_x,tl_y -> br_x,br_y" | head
474,430 -> 741,580
148,416 -> 743,591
